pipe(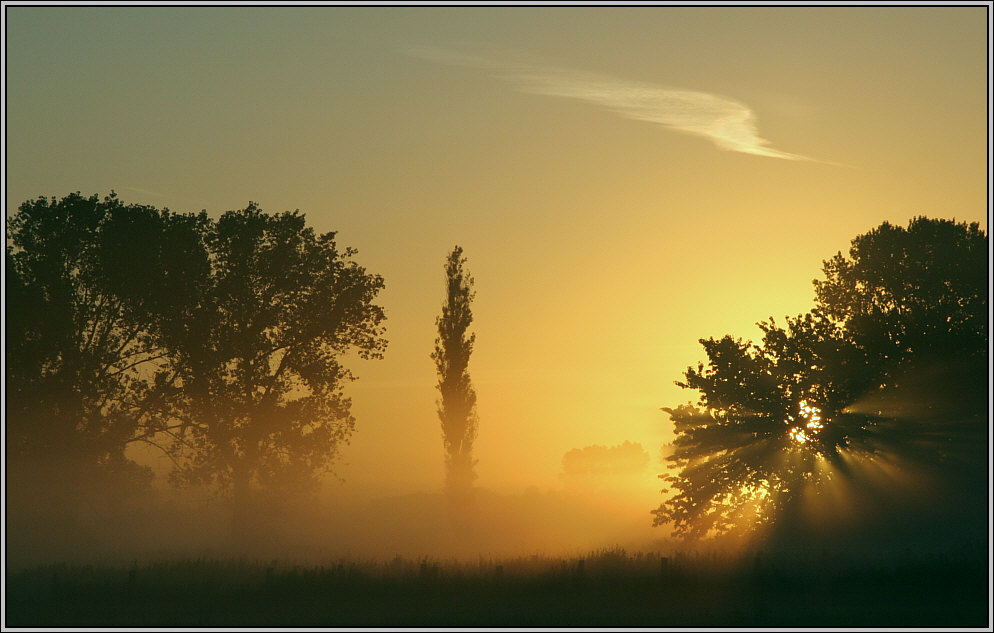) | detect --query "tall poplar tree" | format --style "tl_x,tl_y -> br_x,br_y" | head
431,246 -> 479,503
